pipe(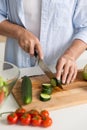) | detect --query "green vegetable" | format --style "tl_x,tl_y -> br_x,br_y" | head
42,83 -> 52,89
3,87 -> 8,96
21,76 -> 32,104
50,77 -> 62,87
82,64 -> 87,80
0,76 -> 7,87
42,83 -> 53,95
40,93 -> 51,101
